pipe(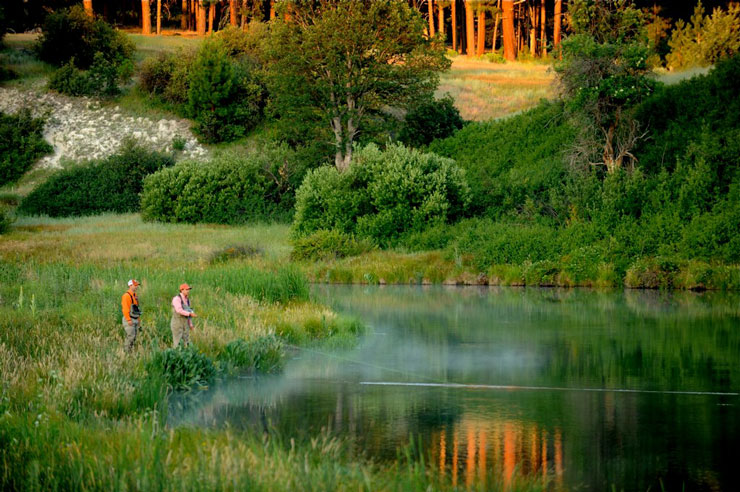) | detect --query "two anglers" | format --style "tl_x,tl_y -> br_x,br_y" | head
121,280 -> 198,352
